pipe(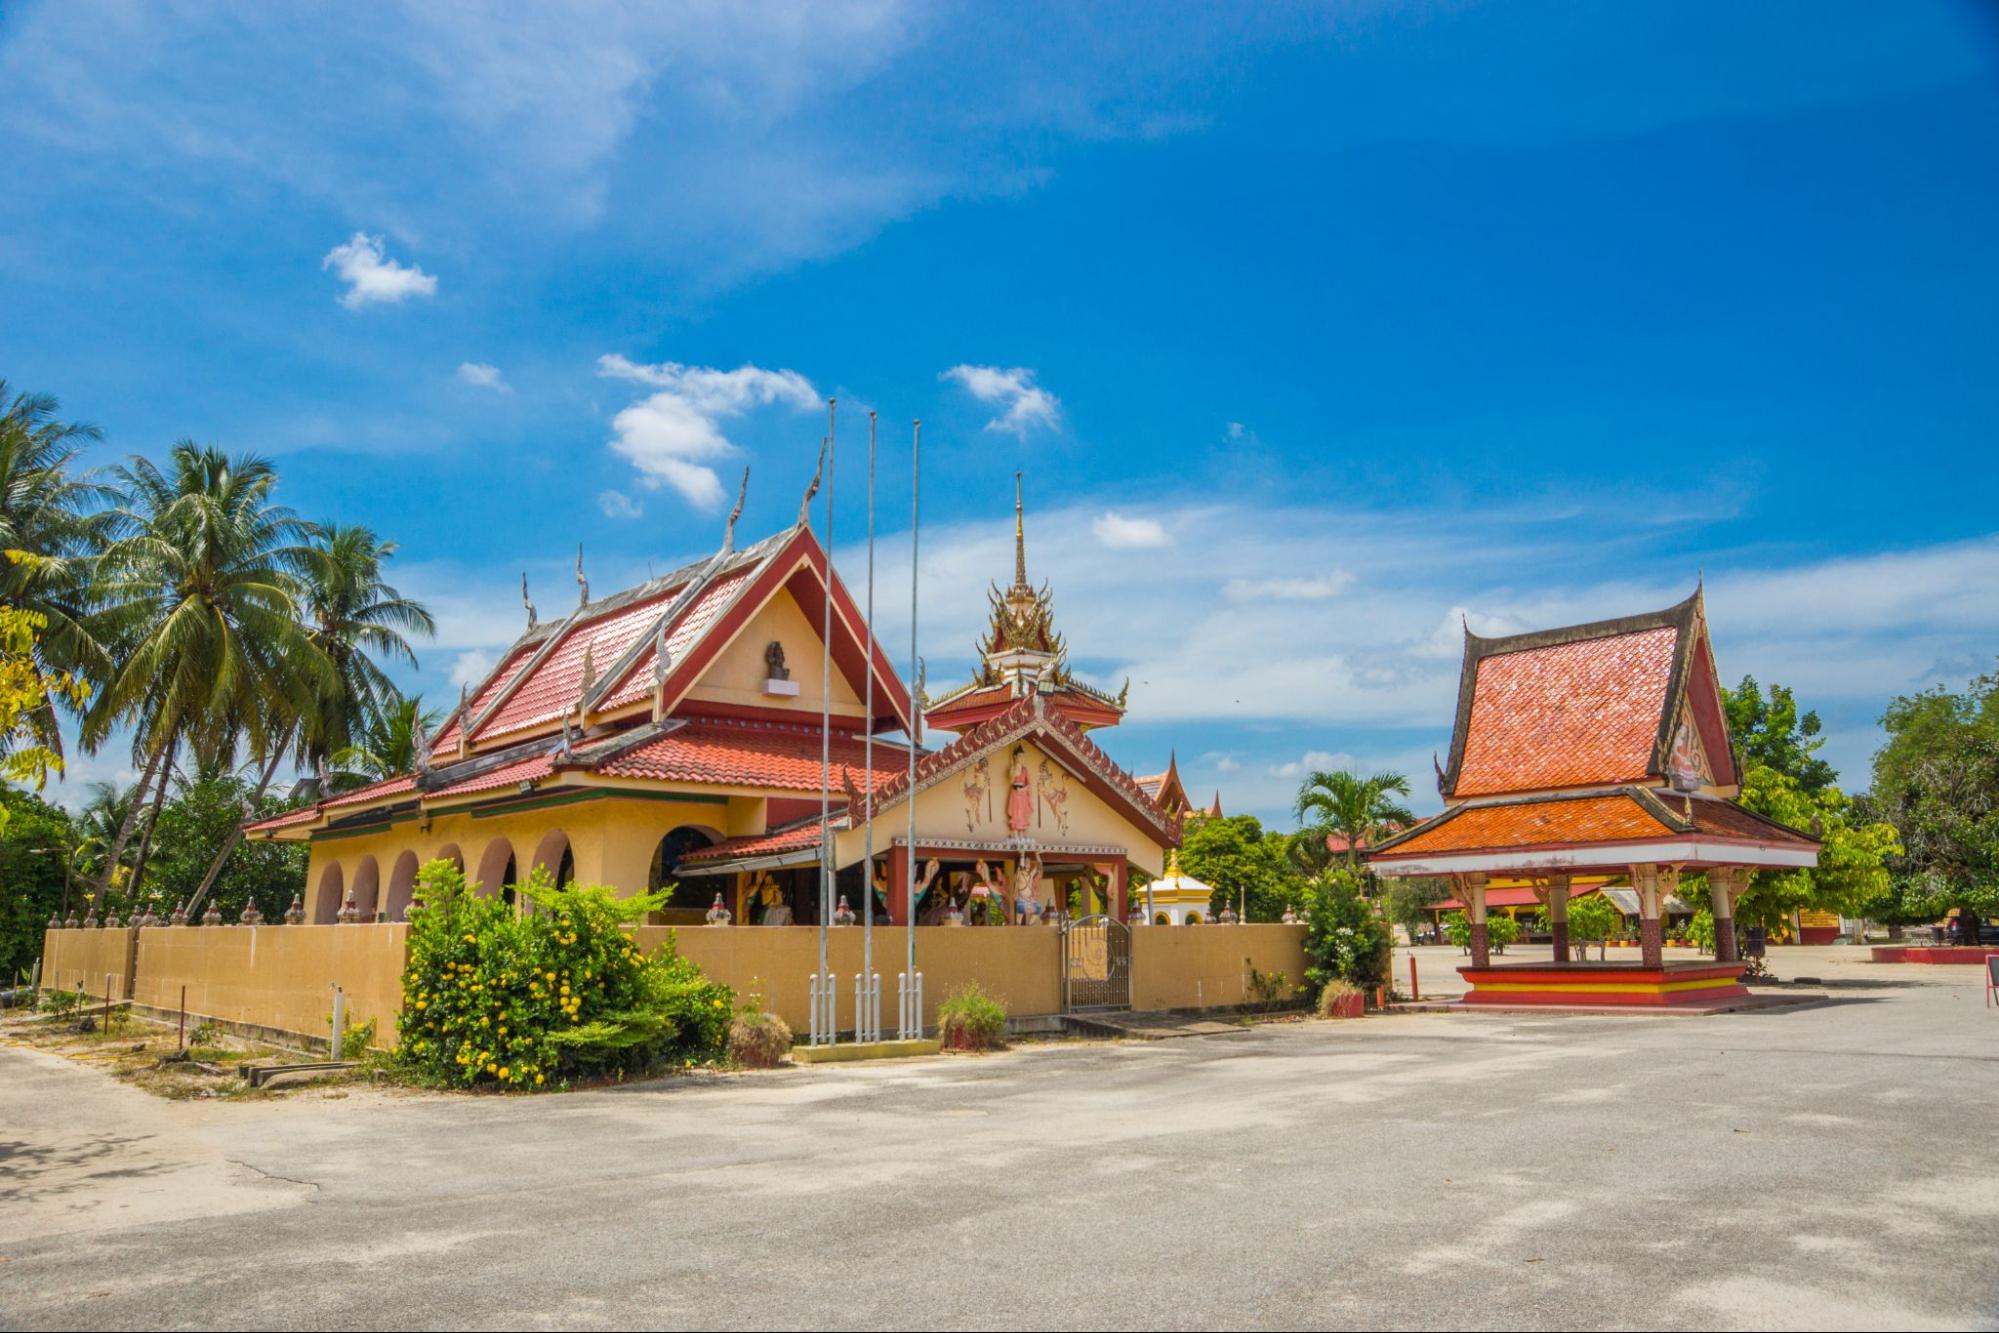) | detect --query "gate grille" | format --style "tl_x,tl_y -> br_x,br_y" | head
1061,915 -> 1131,1011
